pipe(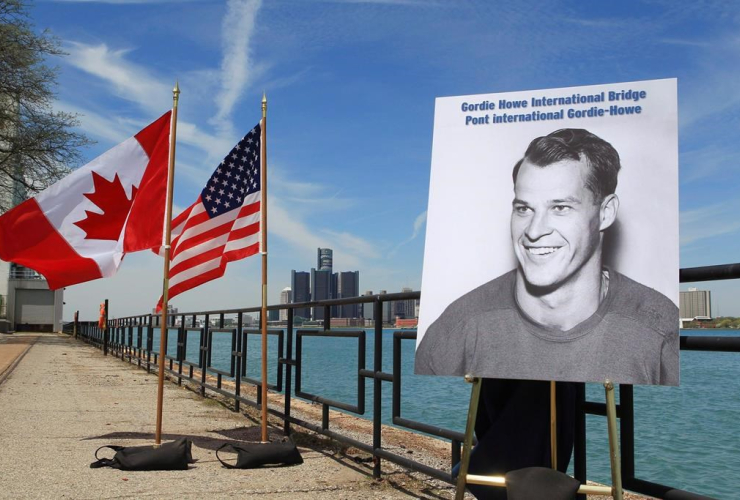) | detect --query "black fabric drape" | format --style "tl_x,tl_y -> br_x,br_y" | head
463,378 -> 576,500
